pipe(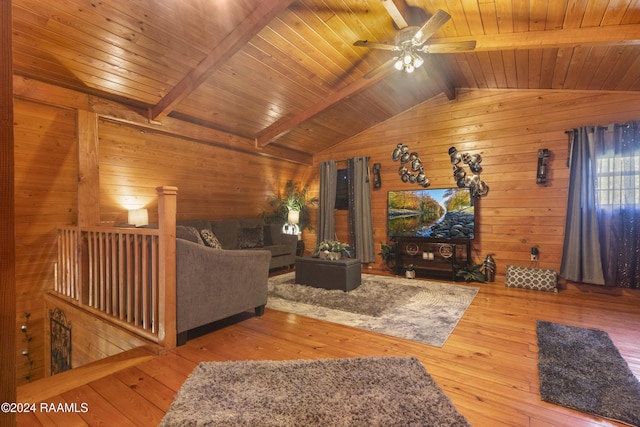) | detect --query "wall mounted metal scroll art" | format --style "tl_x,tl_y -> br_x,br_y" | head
392,143 -> 430,188
448,146 -> 489,198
